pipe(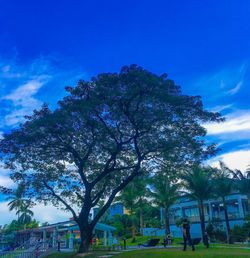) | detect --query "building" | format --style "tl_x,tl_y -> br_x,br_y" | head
15,220 -> 116,250
143,193 -> 249,238
93,202 -> 126,220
